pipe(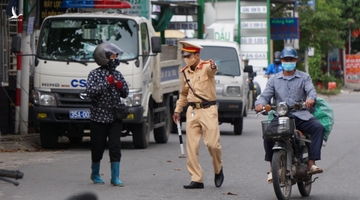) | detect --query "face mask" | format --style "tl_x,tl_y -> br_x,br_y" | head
108,59 -> 120,67
282,62 -> 296,71
184,57 -> 197,67
274,59 -> 281,64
